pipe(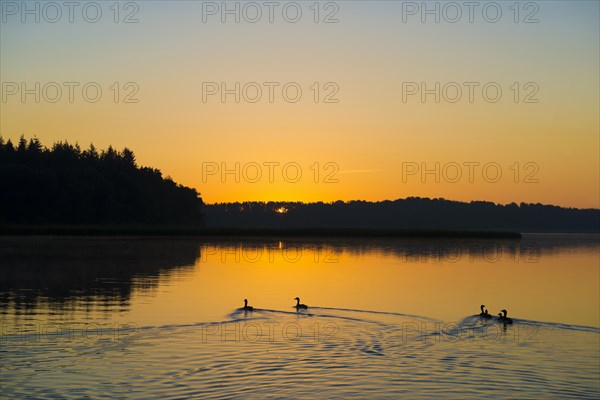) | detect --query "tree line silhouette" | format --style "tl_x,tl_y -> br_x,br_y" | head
1,136 -> 597,232
205,199 -> 599,232
0,136 -> 204,226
